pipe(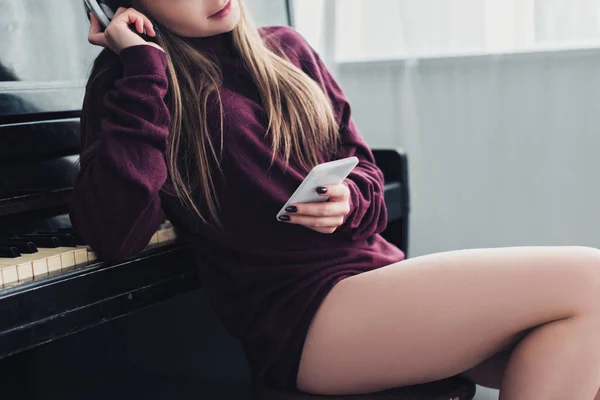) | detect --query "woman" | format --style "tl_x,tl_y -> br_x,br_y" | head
73,0 -> 600,398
